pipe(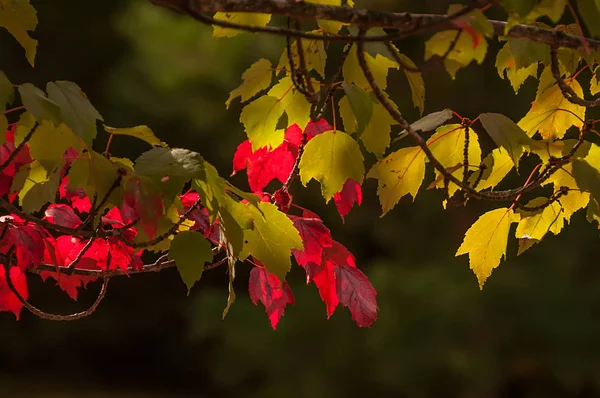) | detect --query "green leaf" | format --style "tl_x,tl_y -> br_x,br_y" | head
17,161 -> 61,213
518,67 -> 586,140
367,146 -> 427,215
268,77 -> 312,130
240,95 -> 285,151
424,30 -> 487,79
242,202 -> 303,281
495,42 -> 538,93
395,109 -> 453,142
212,12 -> 271,38
192,161 -> 226,223
169,231 -> 213,294
342,82 -> 373,136
18,83 -> 62,125
46,81 -> 103,147
456,207 -> 515,289
226,58 -> 273,109
479,113 -> 533,167
0,0 -> 38,66
299,130 -> 365,202
26,119 -> 82,172
104,125 -> 166,147
507,38 -> 550,69
135,147 -> 207,180
69,151 -> 123,206
573,159 -> 600,204
499,0 -> 537,16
